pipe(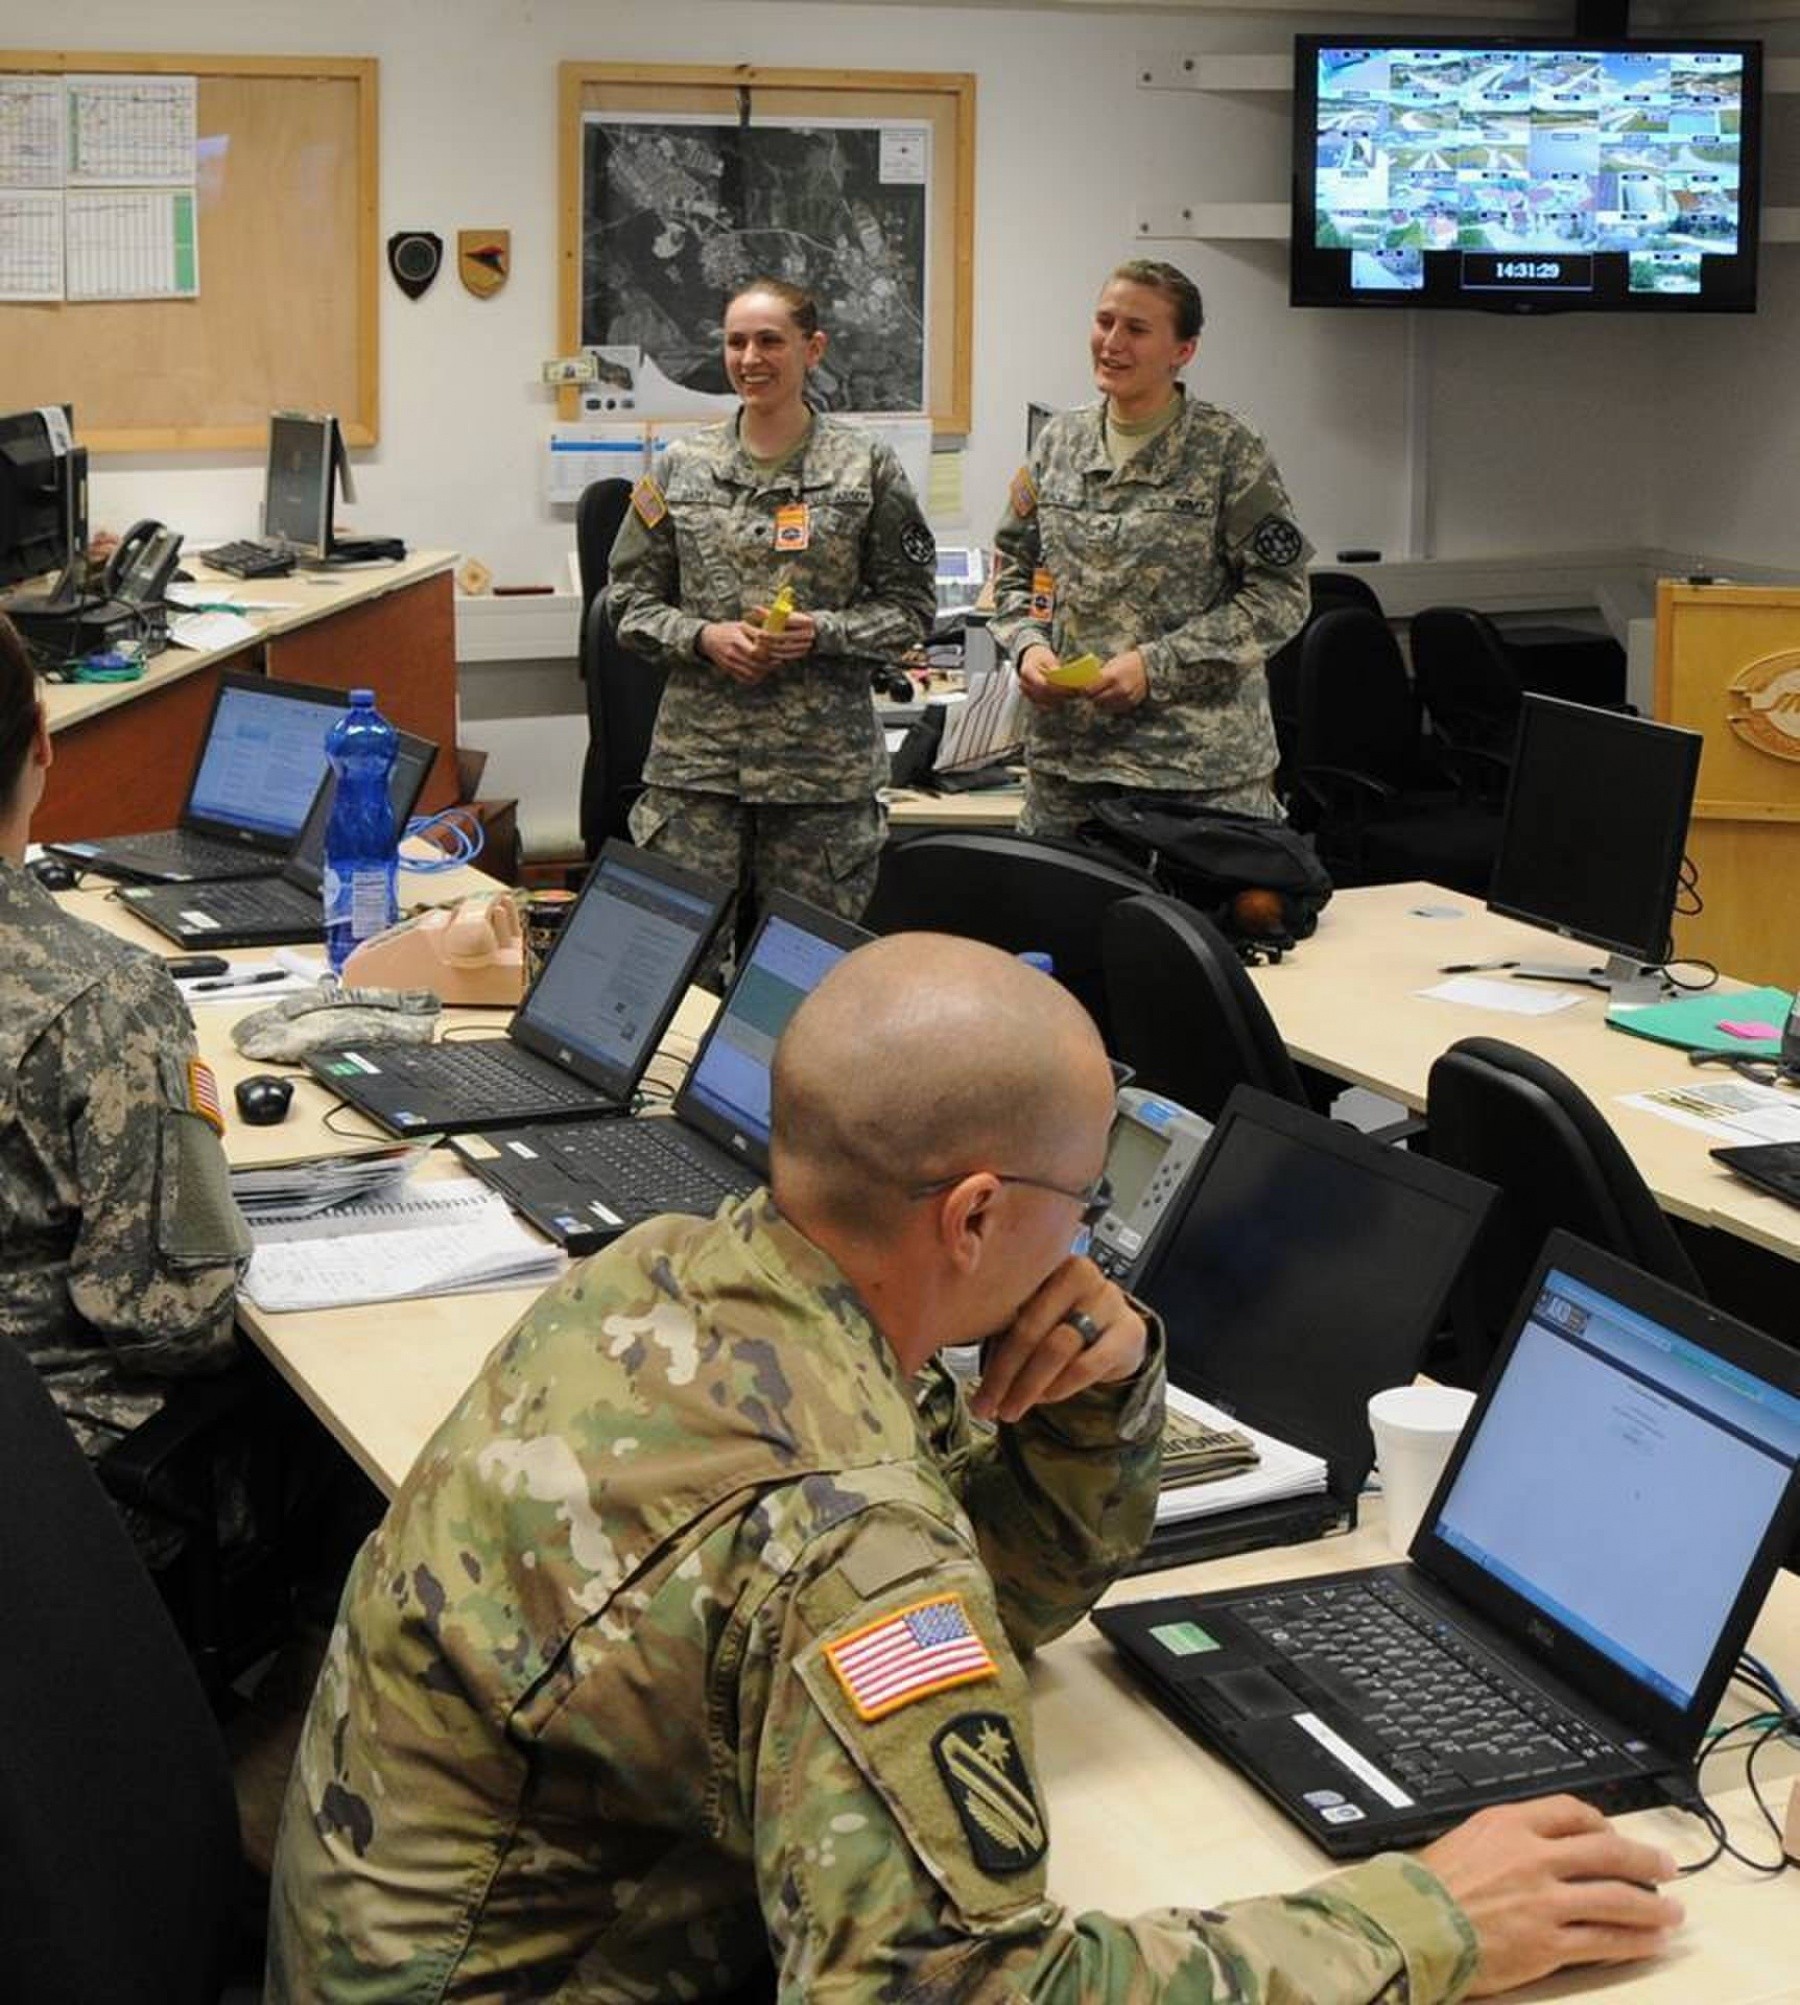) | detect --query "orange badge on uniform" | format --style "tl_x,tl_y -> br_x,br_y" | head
185,1057 -> 225,1136
824,1593 -> 998,1722
1029,568 -> 1055,623
631,476 -> 667,529
774,502 -> 811,552
1008,466 -> 1038,519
